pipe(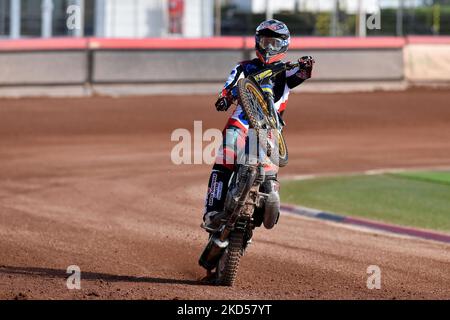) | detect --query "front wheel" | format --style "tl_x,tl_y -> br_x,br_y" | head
237,78 -> 270,130
215,231 -> 244,286
237,78 -> 289,166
